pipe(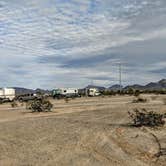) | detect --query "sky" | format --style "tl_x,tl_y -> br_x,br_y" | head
0,0 -> 166,89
